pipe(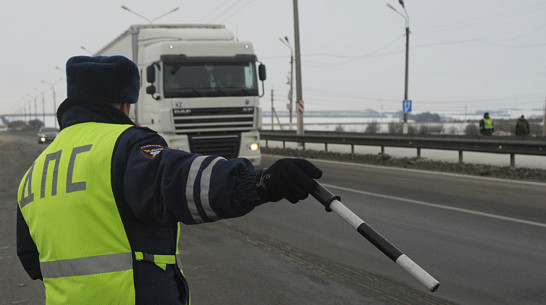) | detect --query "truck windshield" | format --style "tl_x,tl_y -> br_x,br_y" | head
164,62 -> 258,98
